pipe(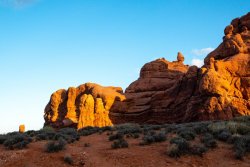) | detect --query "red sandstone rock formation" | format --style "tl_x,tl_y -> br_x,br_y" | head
44,83 -> 125,129
44,12 -> 250,128
19,125 -> 25,133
